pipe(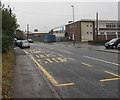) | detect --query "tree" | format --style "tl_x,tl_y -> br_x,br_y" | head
1,2 -> 19,53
